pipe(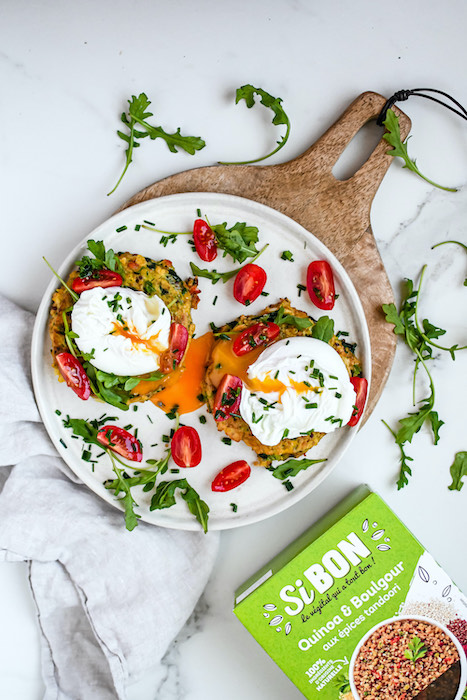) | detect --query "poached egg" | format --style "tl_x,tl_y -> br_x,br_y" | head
239,337 -> 356,446
71,286 -> 170,376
